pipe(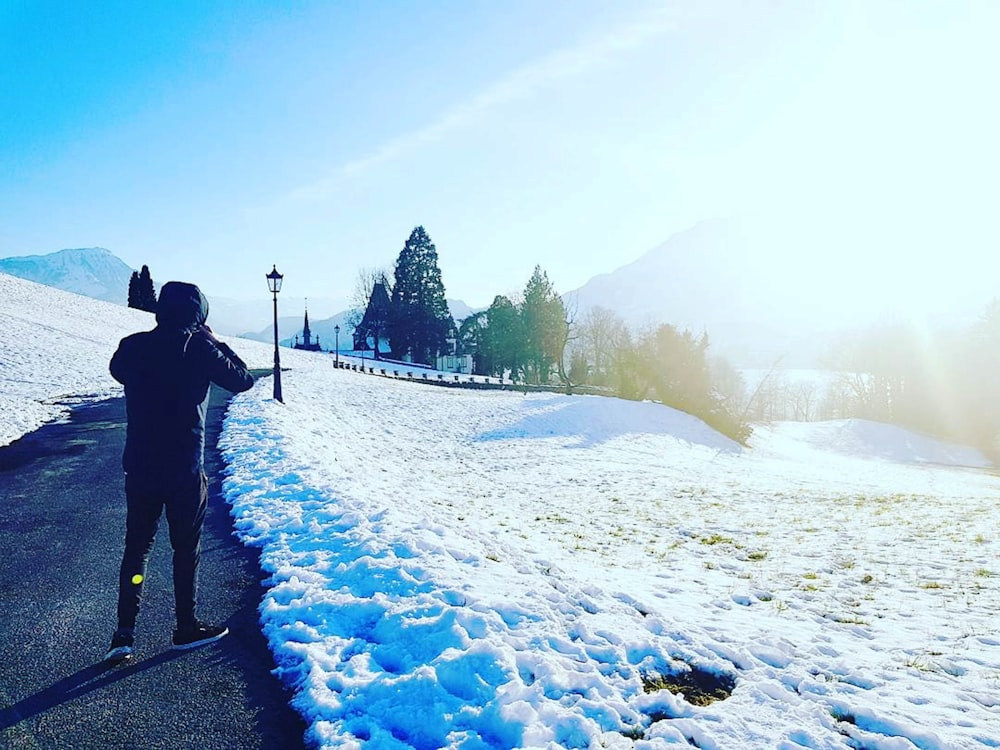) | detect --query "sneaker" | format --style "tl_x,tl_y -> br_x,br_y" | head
172,620 -> 229,650
105,628 -> 134,664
